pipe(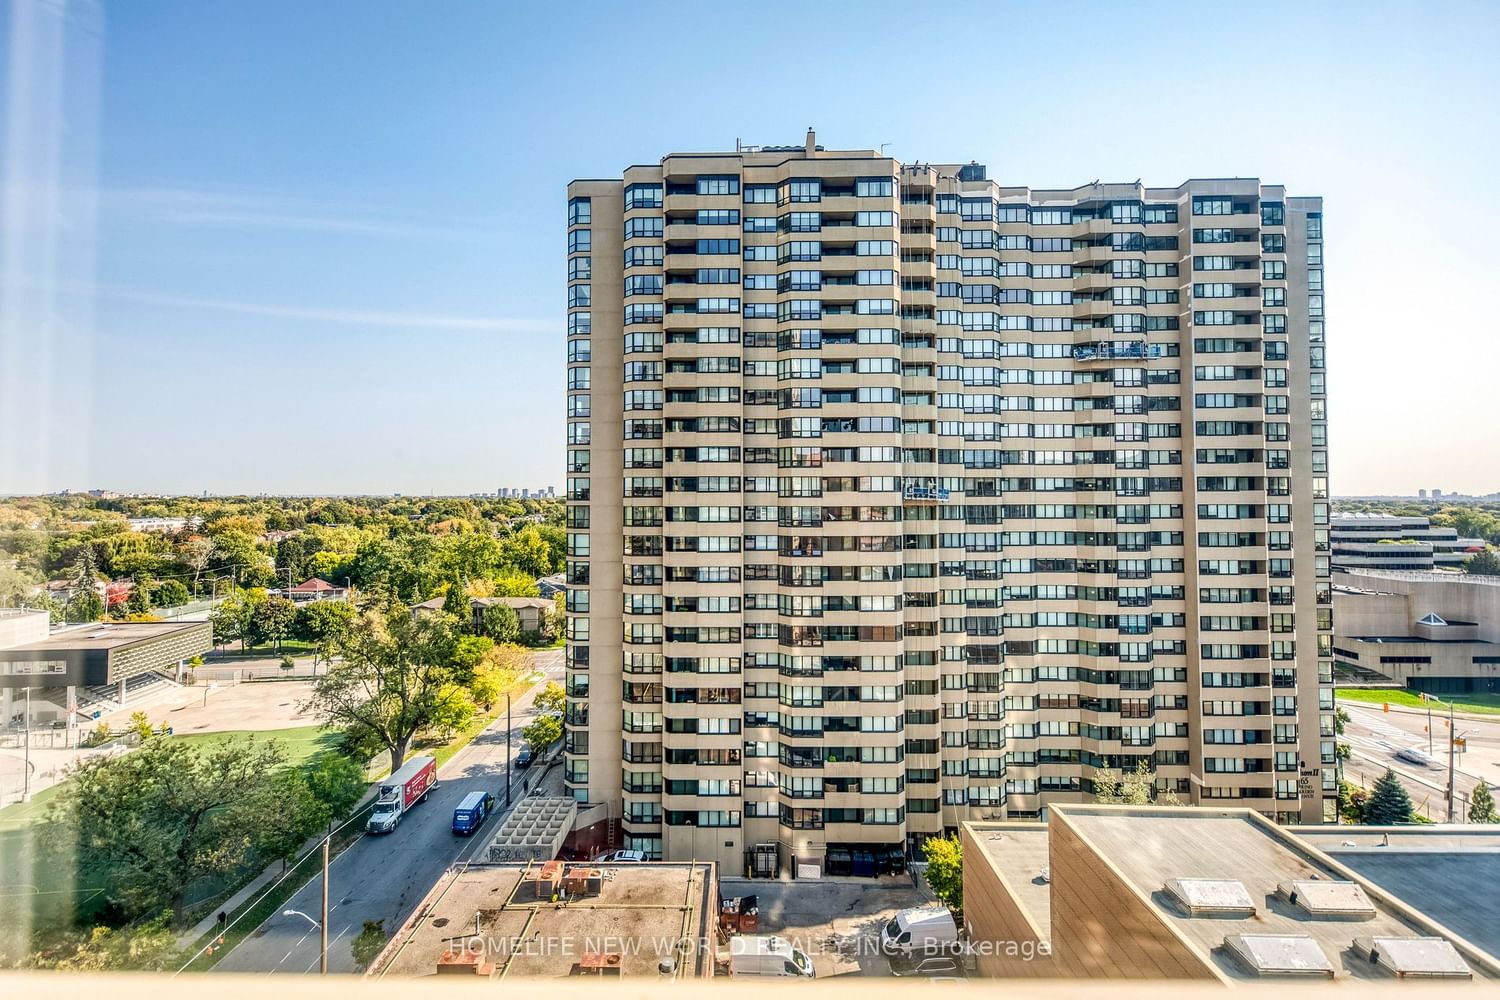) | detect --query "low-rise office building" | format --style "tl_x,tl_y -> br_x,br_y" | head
1333,569 -> 1500,693
1331,513 -> 1483,571
962,805 -> 1499,983
0,616 -> 212,729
